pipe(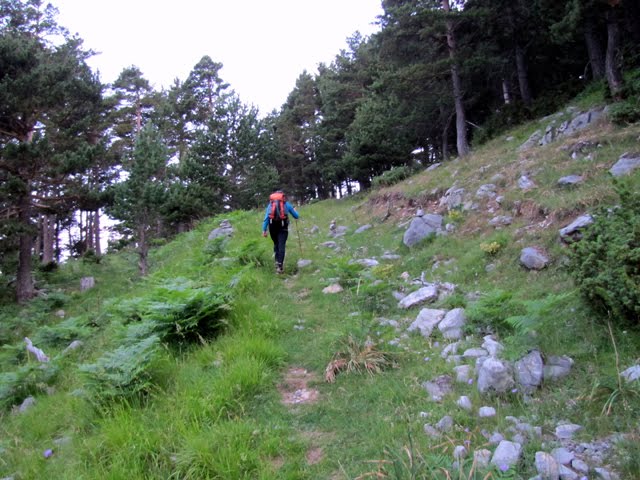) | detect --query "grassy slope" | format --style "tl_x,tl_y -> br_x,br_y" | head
1,101 -> 640,479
